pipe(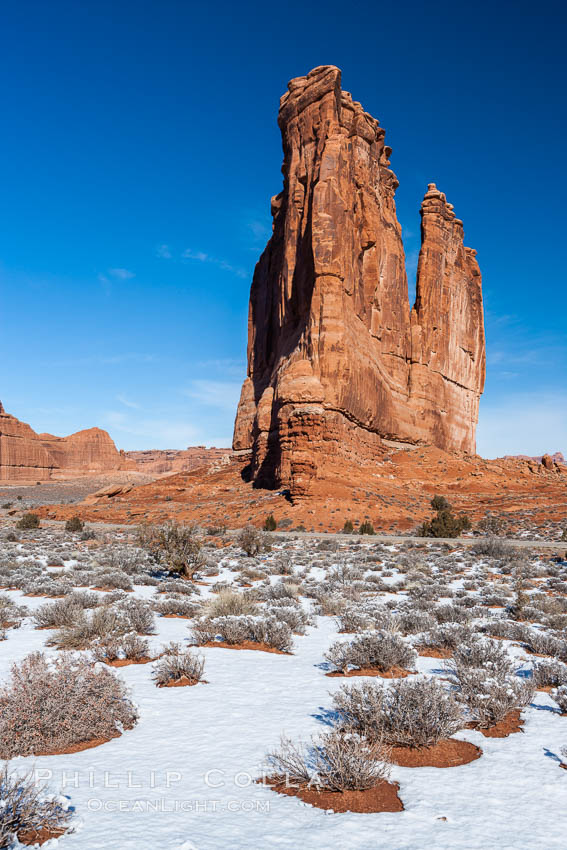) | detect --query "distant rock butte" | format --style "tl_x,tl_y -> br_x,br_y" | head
0,402 -> 136,482
125,447 -> 231,476
233,65 -> 485,499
